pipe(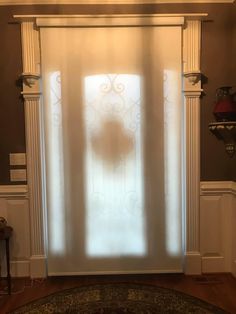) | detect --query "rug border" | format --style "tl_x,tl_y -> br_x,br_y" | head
8,282 -> 229,313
